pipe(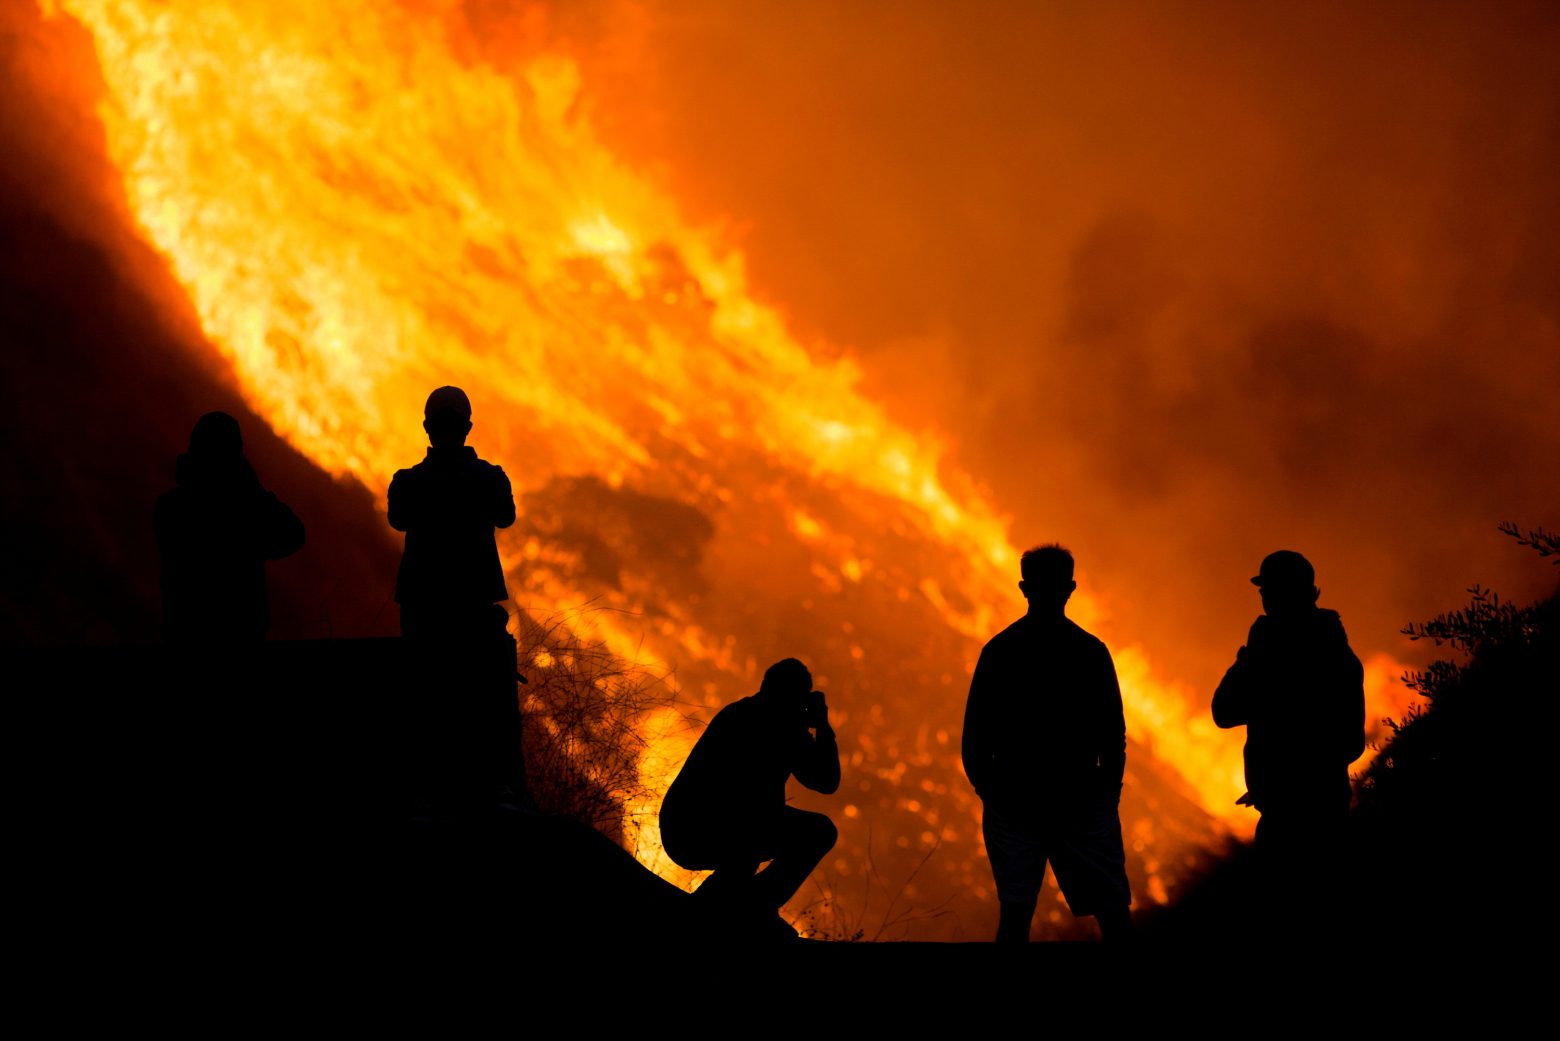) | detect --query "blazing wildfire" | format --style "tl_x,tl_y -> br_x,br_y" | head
5,0 -> 1556,940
